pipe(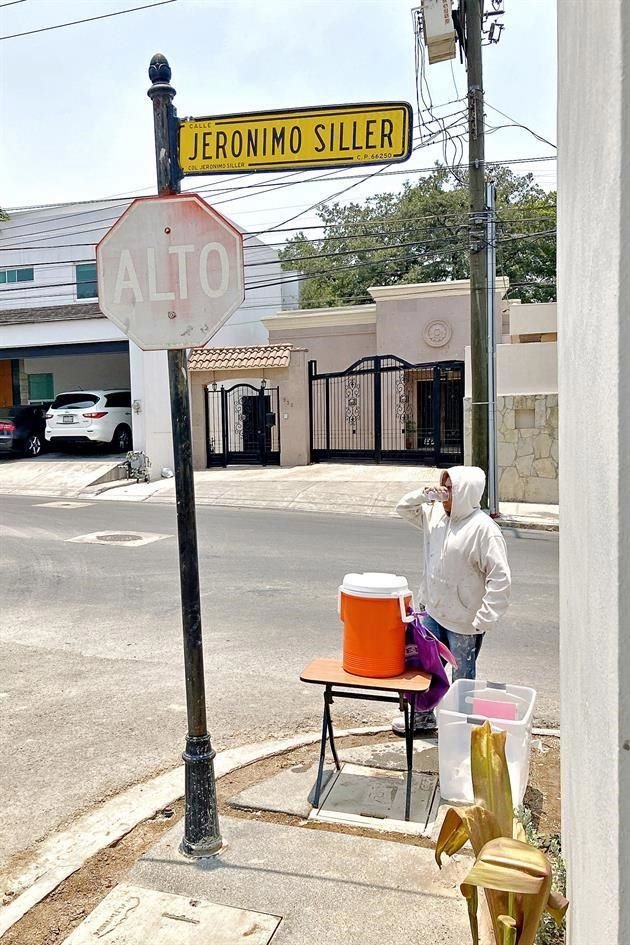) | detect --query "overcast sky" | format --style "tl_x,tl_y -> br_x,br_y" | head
0,0 -> 556,238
